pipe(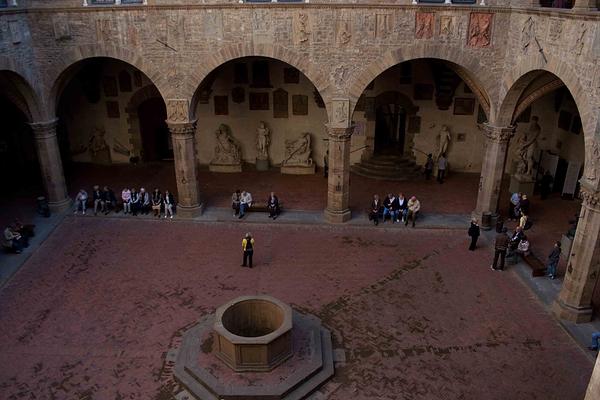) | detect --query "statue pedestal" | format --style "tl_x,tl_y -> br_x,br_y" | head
256,158 -> 269,171
509,175 -> 535,197
209,163 -> 242,173
560,234 -> 573,261
281,164 -> 316,175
